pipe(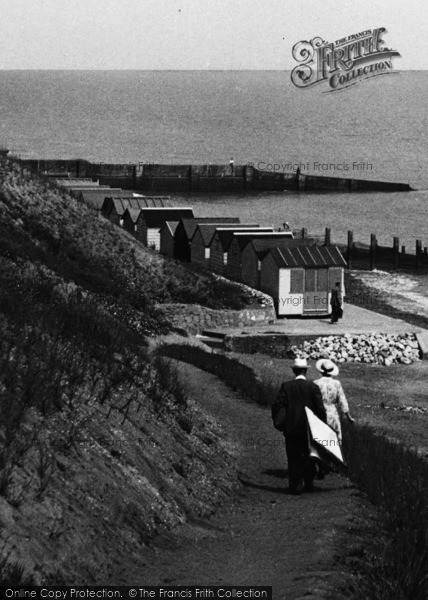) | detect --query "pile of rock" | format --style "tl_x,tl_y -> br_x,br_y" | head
368,403 -> 428,414
291,333 -> 421,365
